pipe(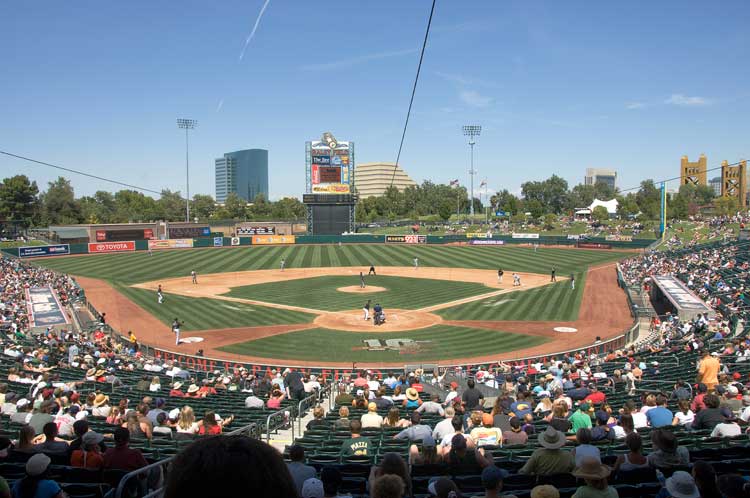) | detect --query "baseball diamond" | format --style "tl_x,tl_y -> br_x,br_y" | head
32,243 -> 633,367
